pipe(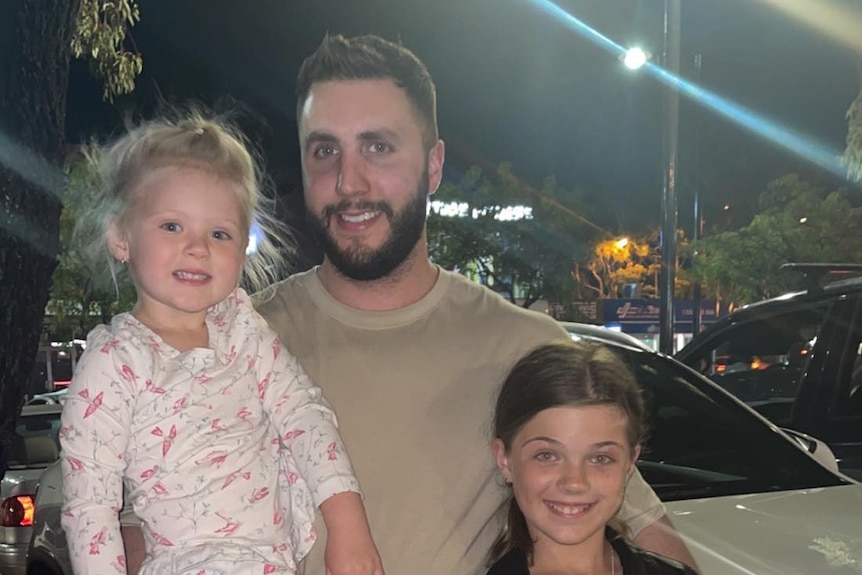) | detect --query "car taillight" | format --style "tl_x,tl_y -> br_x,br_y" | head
1,495 -> 35,527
